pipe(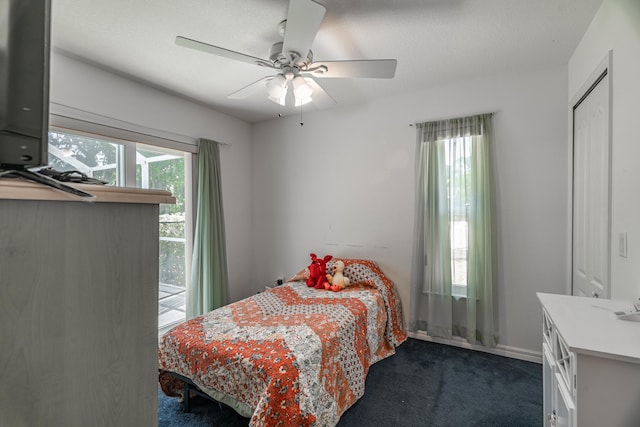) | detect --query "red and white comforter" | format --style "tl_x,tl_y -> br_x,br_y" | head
158,259 -> 406,427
